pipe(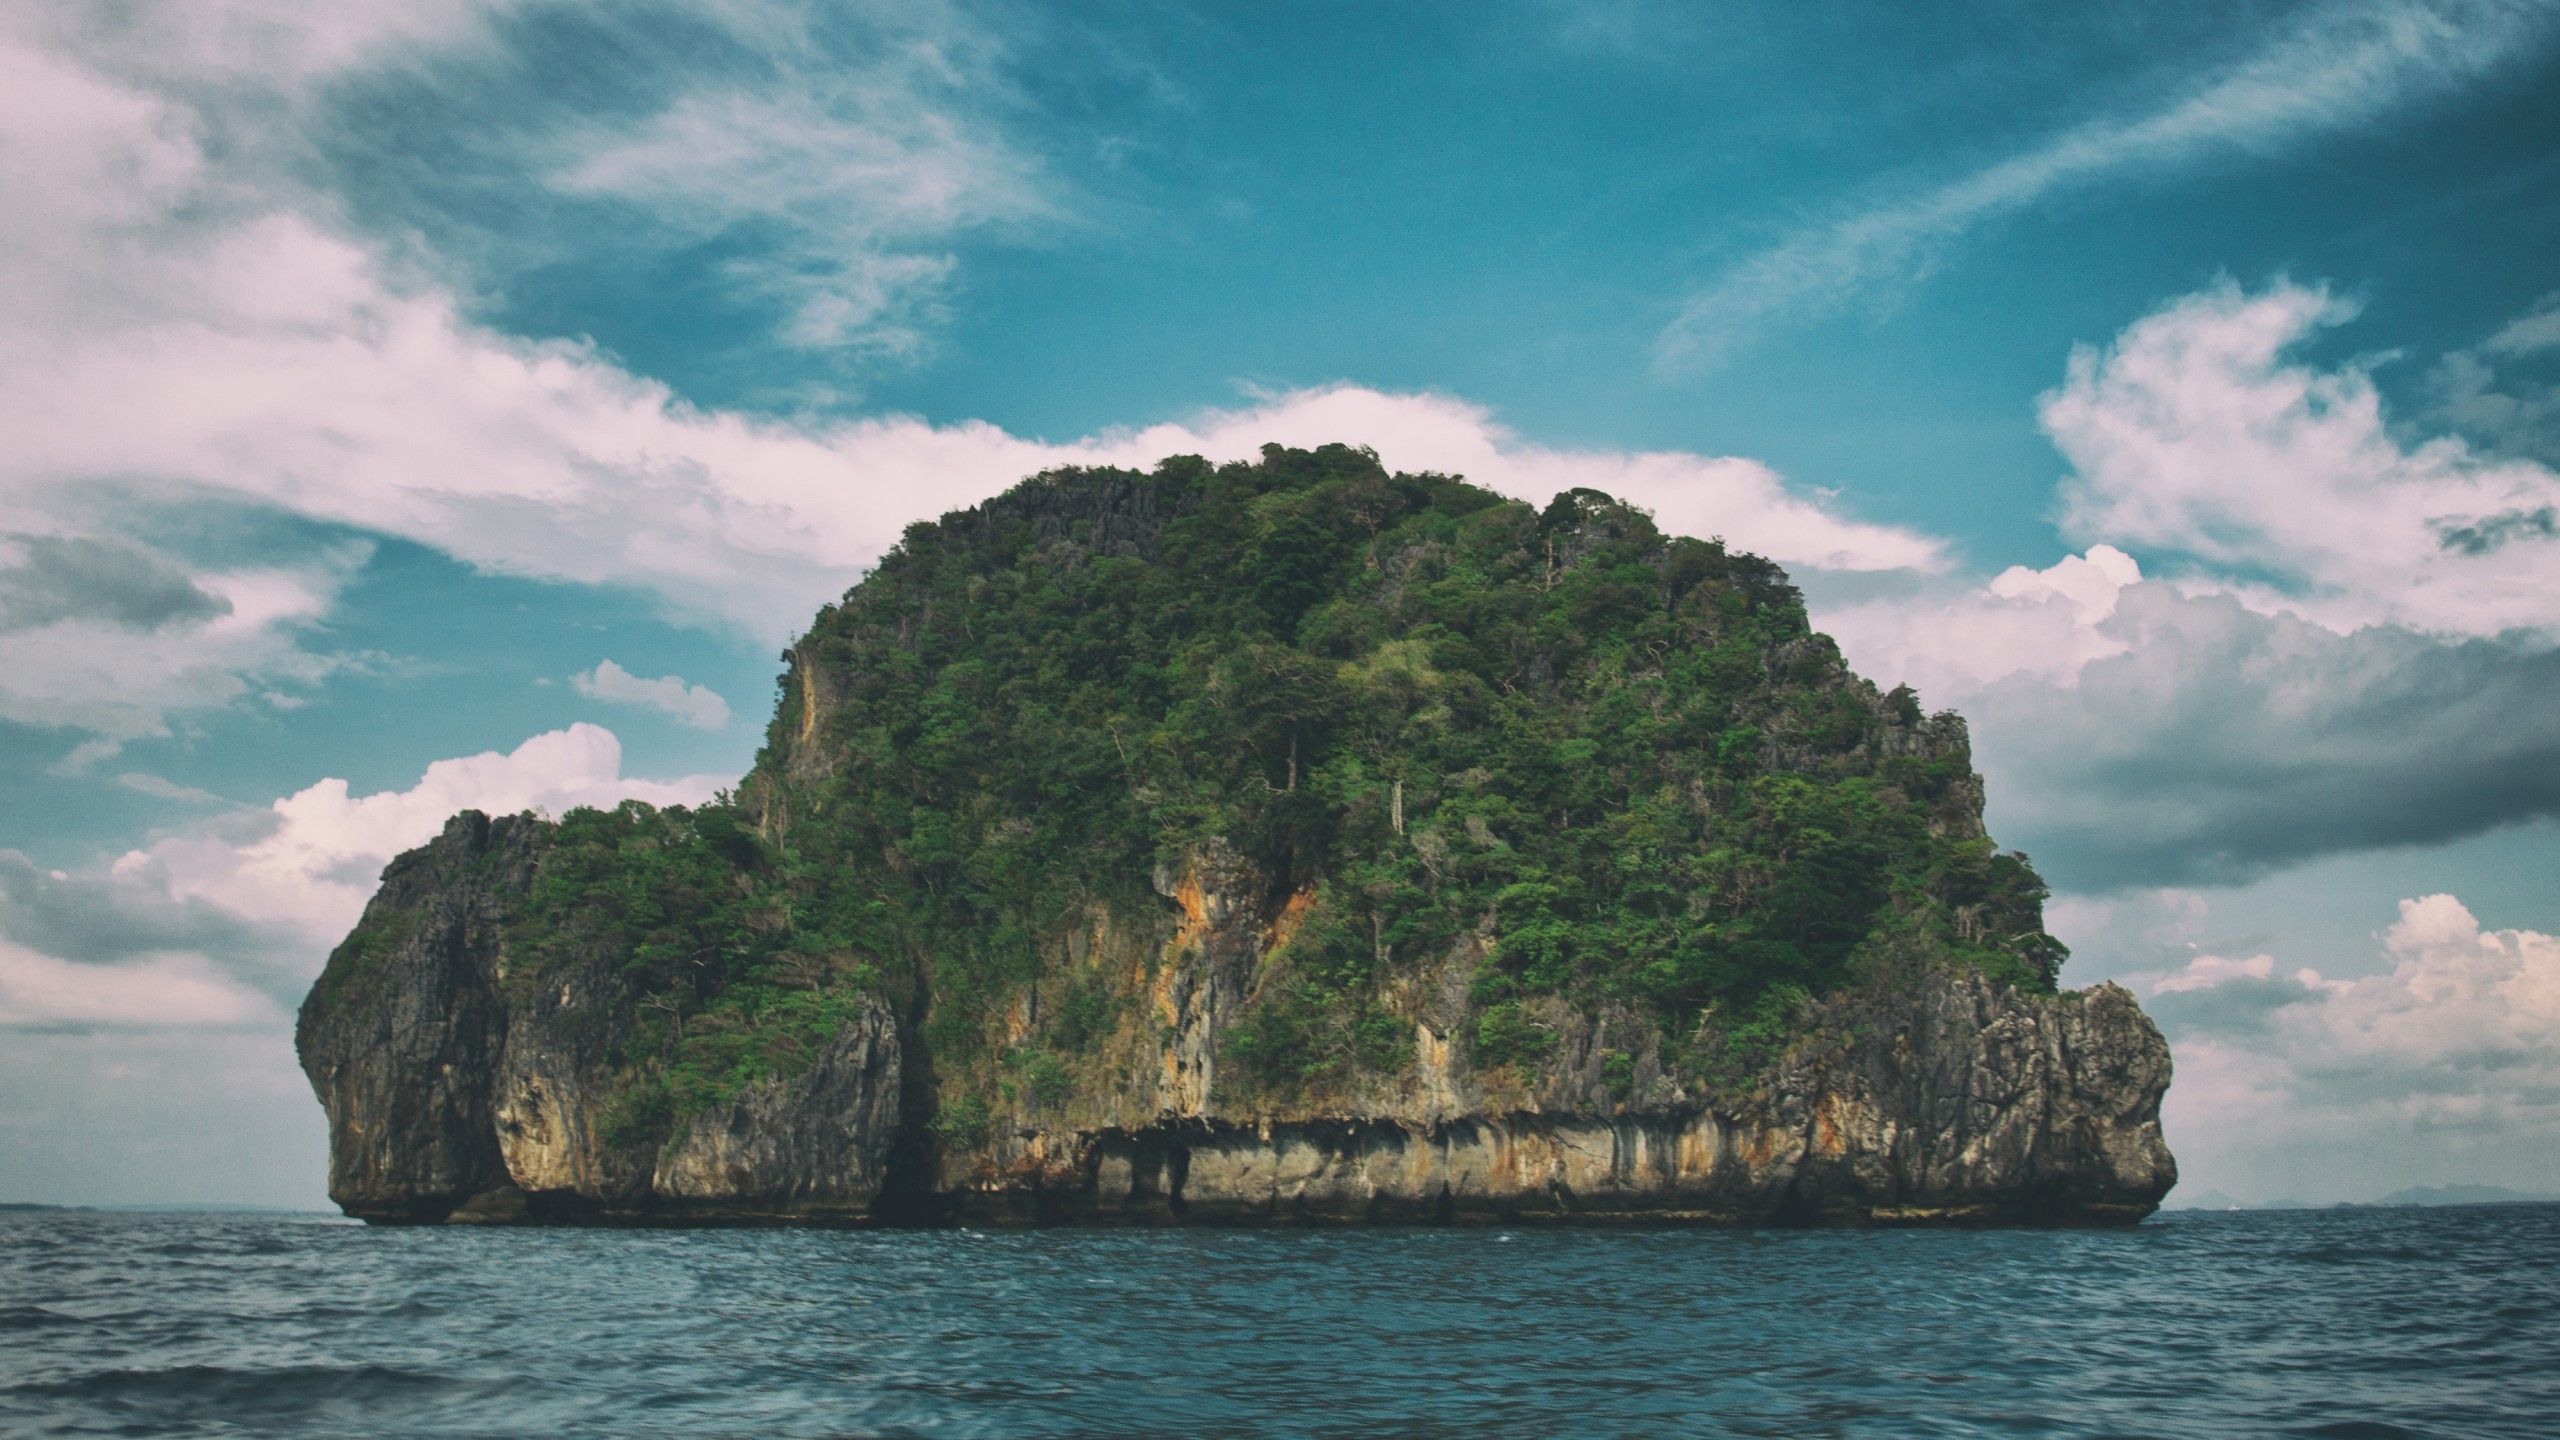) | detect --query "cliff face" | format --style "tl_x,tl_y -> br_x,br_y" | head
298,813 -> 905,1224
934,847 -> 2172,1225
300,822 -> 2171,1226
296,812 -> 525,1221
298,447 -> 2176,1227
